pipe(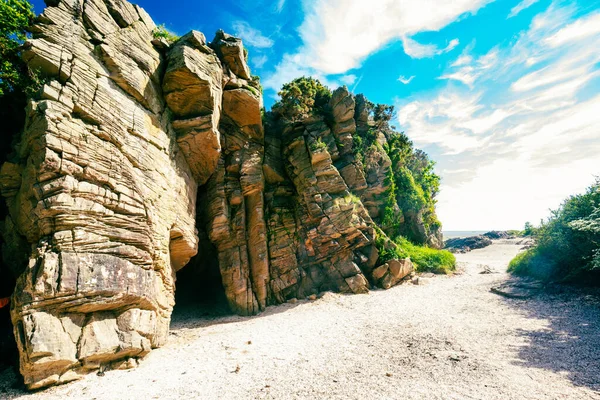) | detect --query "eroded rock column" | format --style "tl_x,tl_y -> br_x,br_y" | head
203,31 -> 269,315
0,0 -> 198,389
